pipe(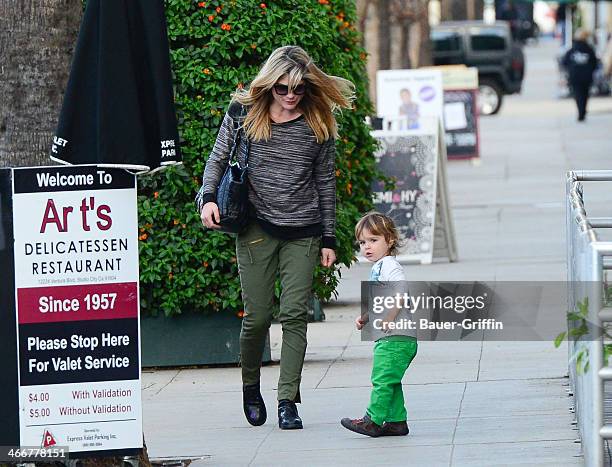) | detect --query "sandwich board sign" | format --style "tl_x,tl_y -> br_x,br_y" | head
370,118 -> 457,264
0,165 -> 142,457
437,66 -> 480,160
